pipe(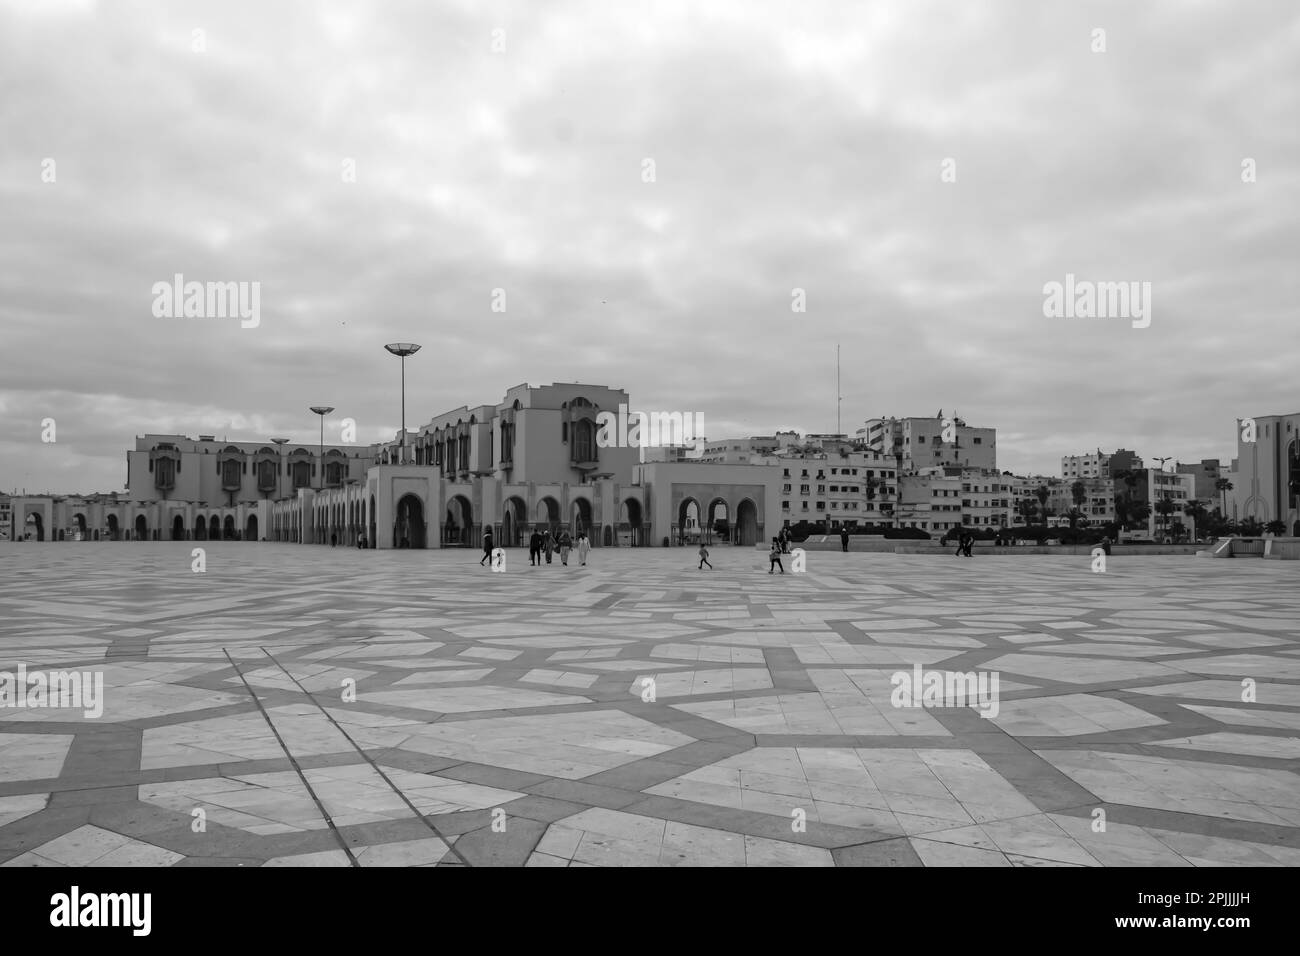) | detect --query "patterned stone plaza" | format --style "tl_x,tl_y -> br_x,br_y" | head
0,543 -> 1297,867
